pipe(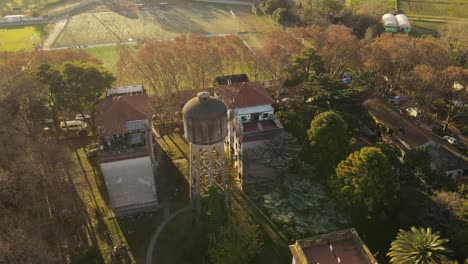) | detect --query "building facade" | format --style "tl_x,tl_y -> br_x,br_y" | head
214,81 -> 283,186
